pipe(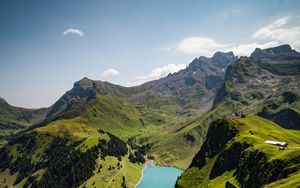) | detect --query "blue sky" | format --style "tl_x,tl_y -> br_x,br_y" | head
1,0 -> 300,108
